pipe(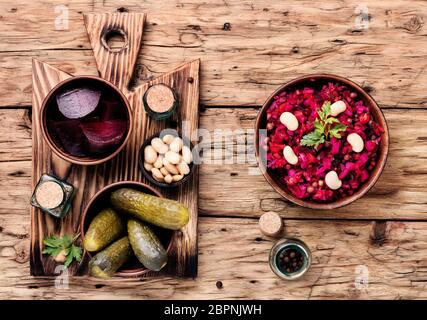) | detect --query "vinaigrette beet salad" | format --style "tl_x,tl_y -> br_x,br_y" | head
263,82 -> 384,202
